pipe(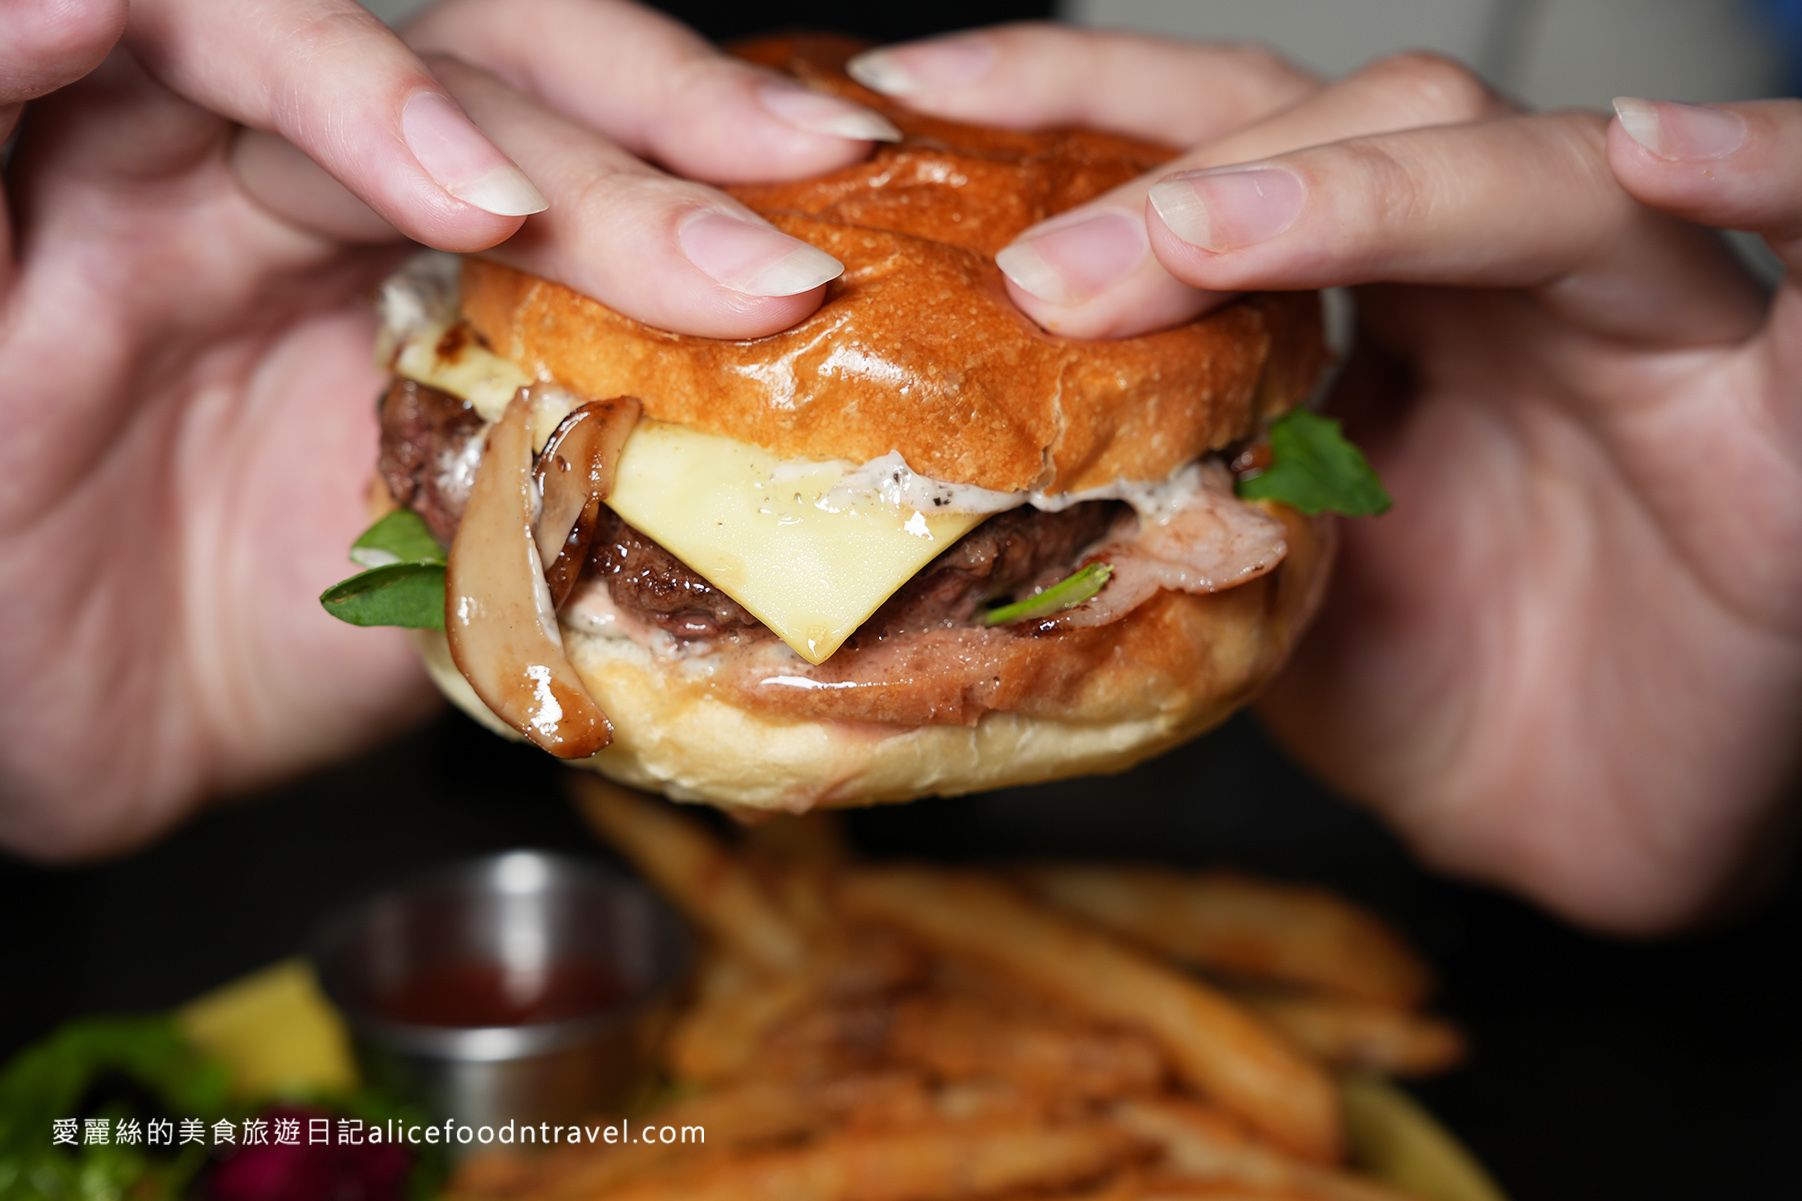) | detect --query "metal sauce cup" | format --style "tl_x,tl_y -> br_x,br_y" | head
314,851 -> 687,1133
